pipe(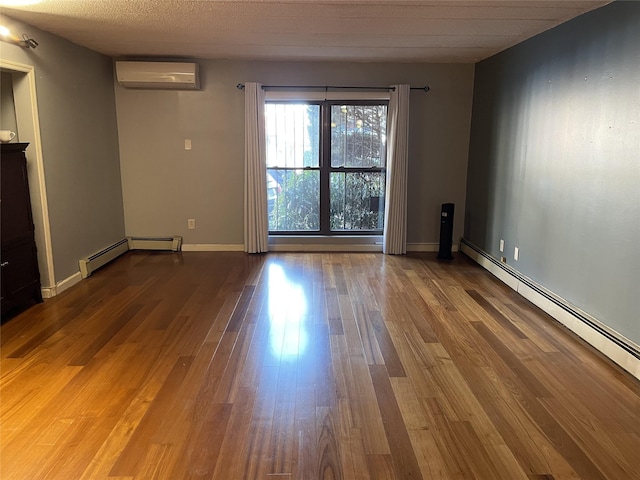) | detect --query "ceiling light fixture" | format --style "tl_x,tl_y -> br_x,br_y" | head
20,33 -> 38,48
0,25 -> 38,48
